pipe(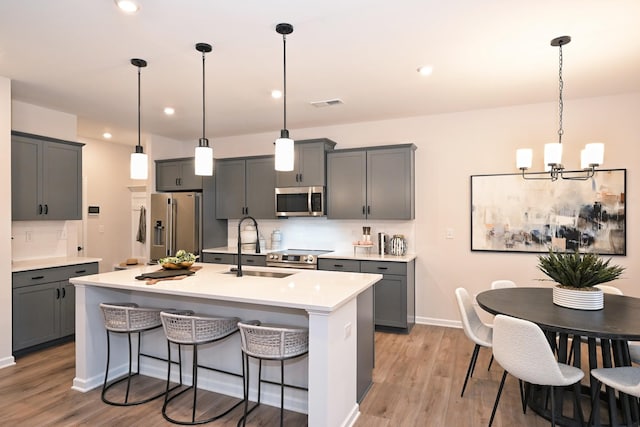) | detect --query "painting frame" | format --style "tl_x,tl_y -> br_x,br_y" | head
470,169 -> 626,255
